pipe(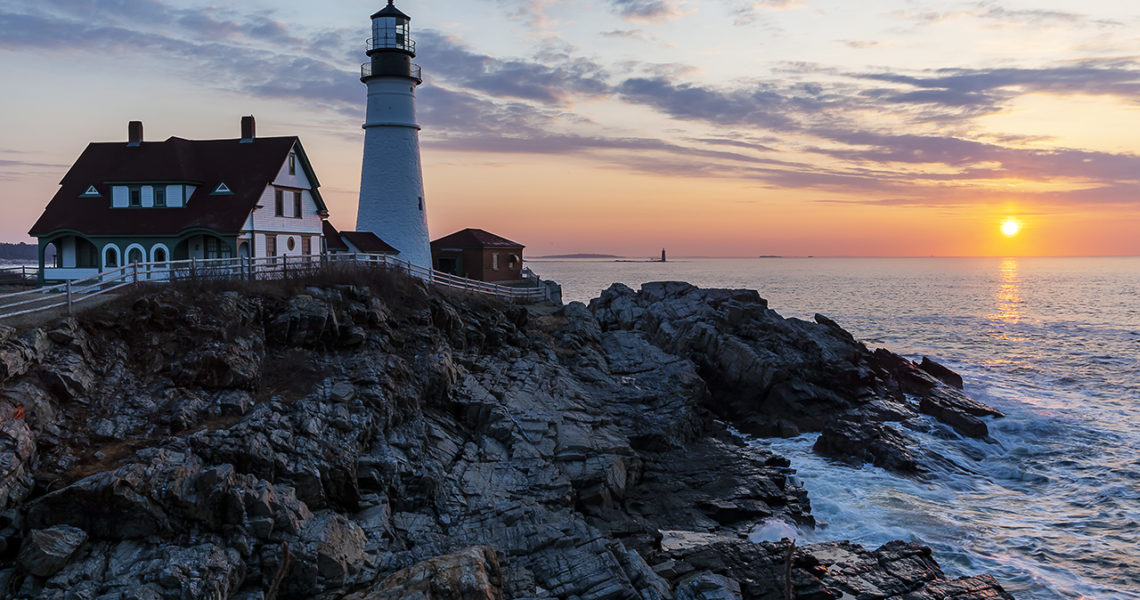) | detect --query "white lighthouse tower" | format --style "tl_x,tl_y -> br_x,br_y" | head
356,1 -> 431,269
